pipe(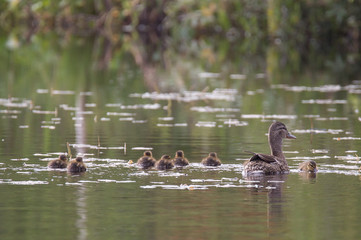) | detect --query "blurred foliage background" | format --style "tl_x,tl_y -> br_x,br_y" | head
1,0 -> 360,88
